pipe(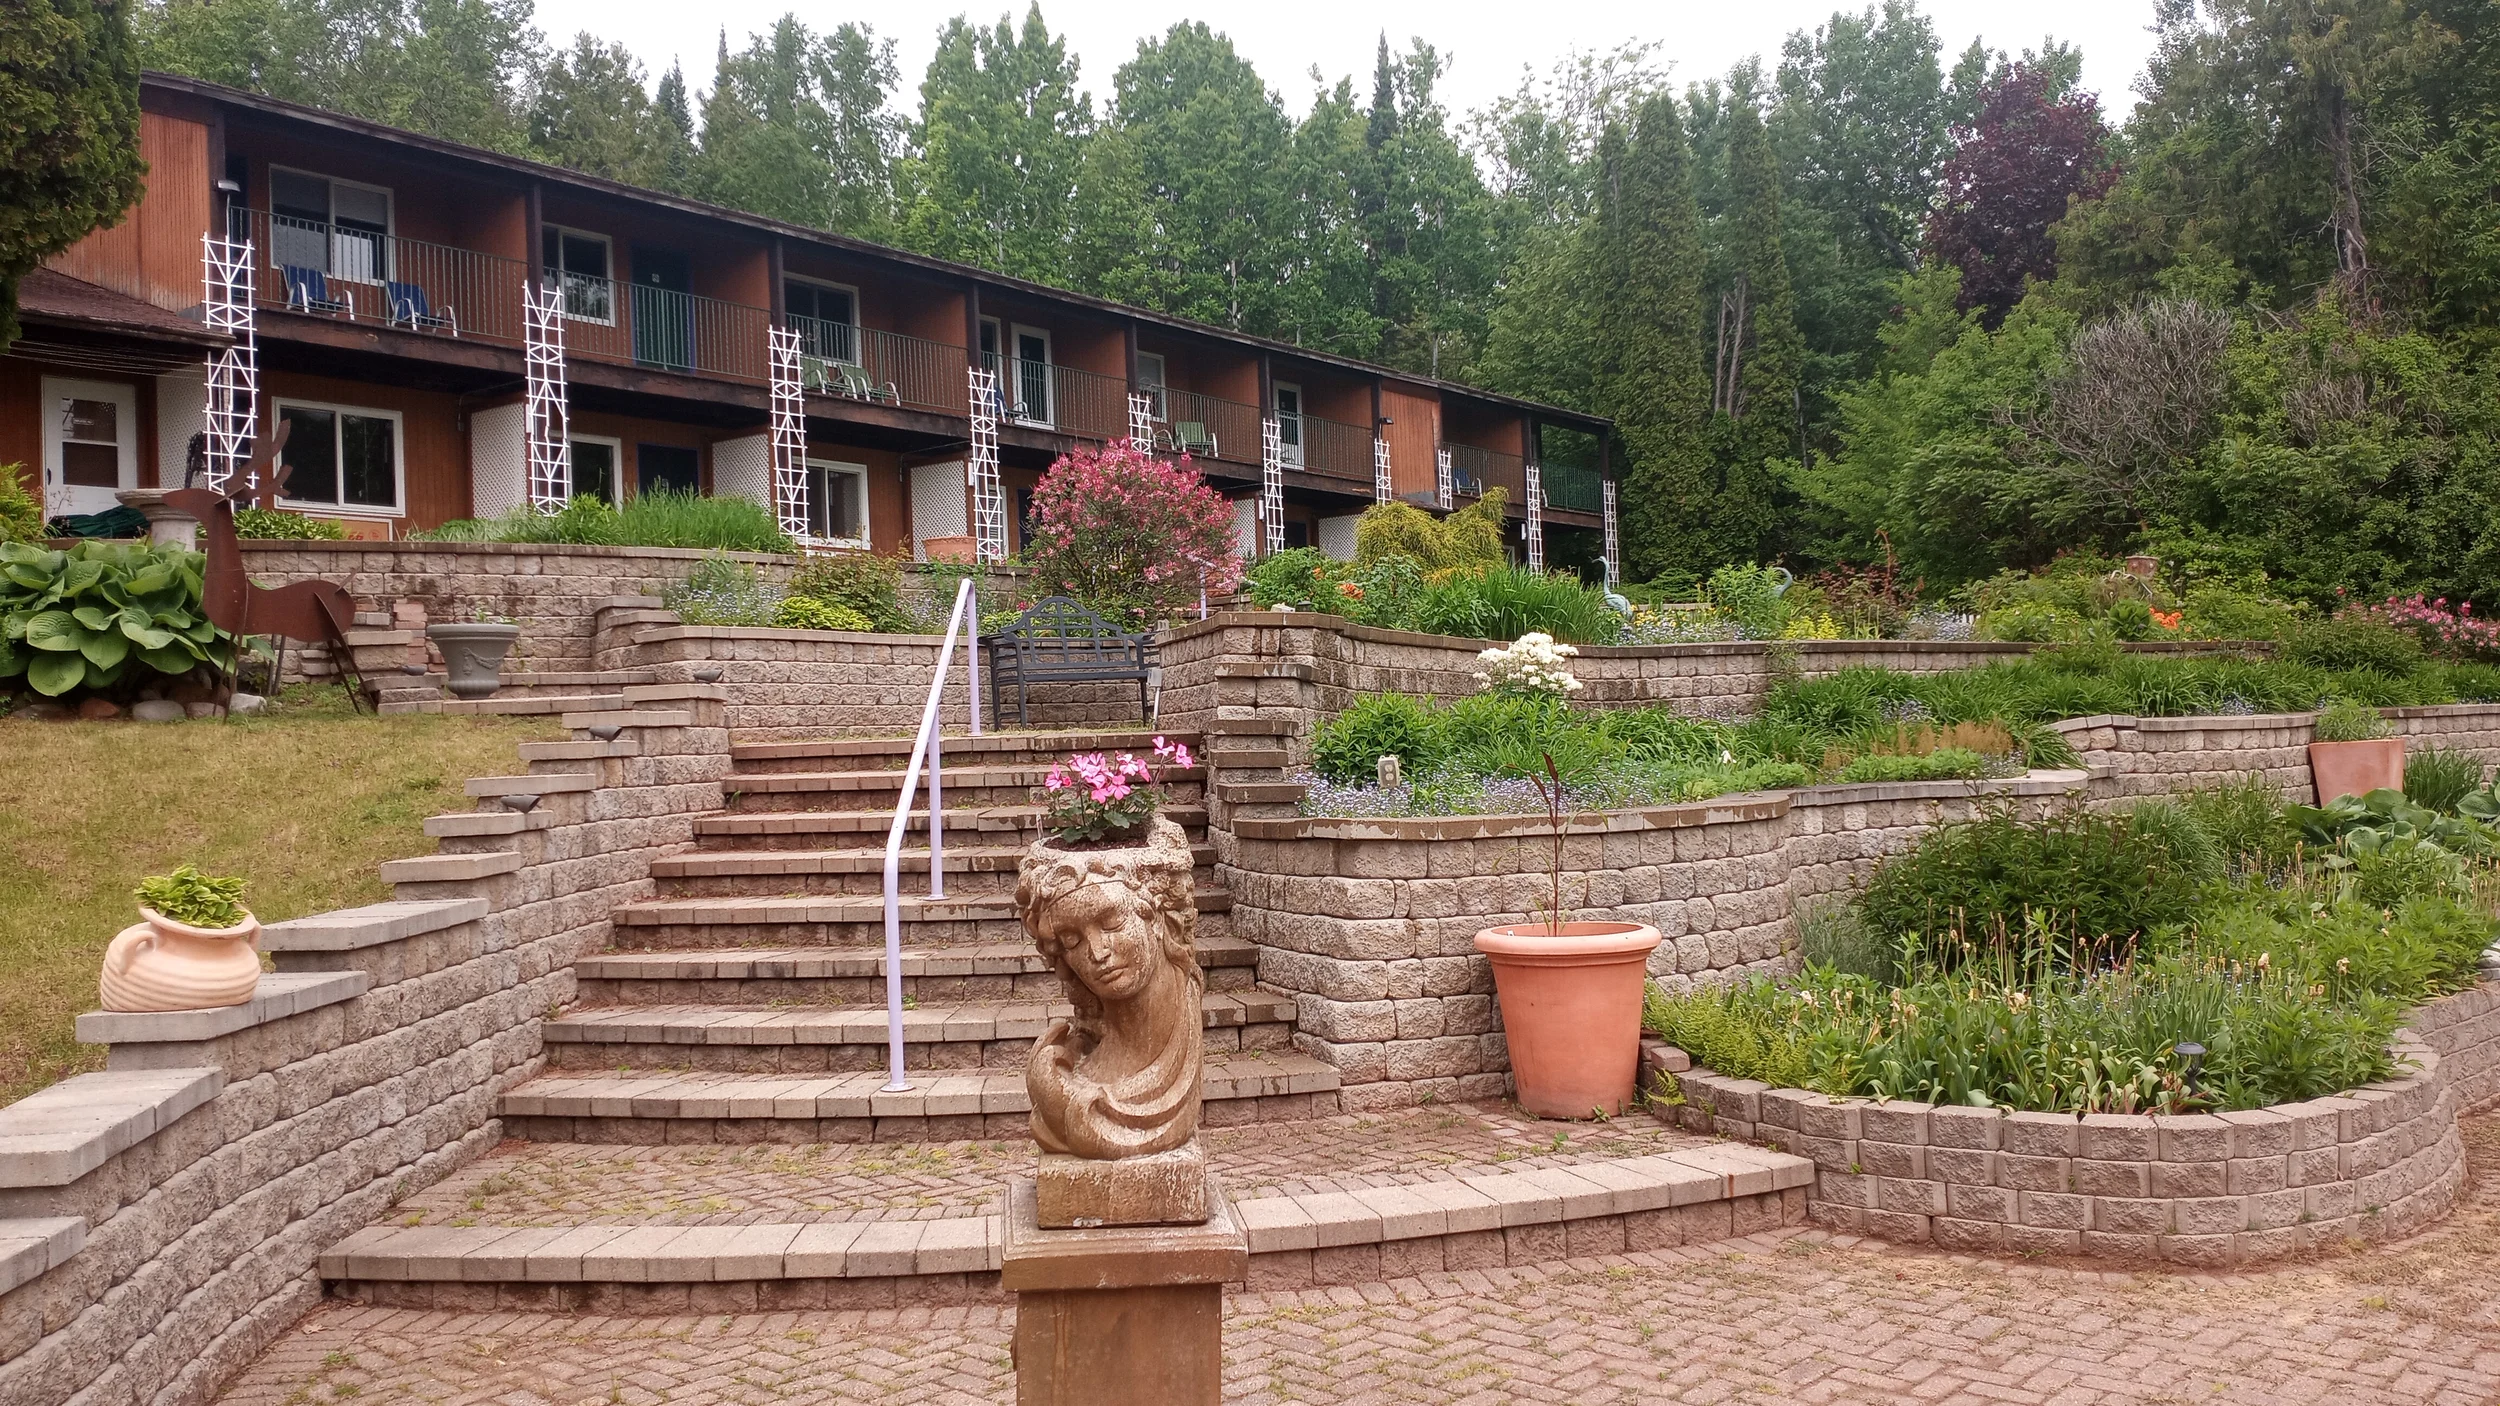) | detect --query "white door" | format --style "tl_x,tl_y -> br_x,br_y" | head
1274,382 -> 1305,466
41,377 -> 139,518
